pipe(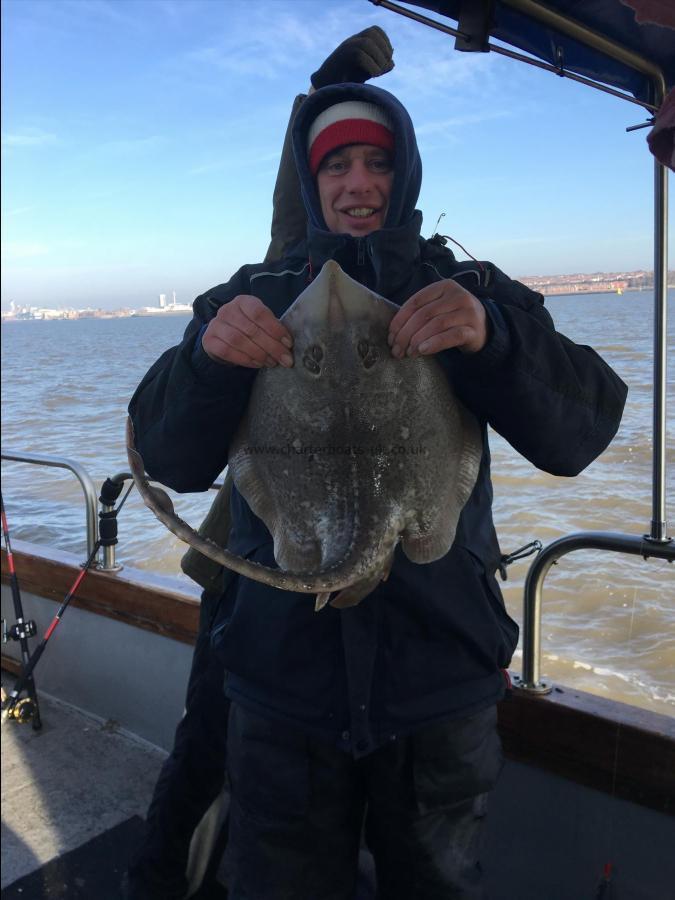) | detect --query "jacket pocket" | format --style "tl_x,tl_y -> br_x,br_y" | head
227,704 -> 310,821
209,538 -> 271,645
459,545 -> 519,668
412,706 -> 503,814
